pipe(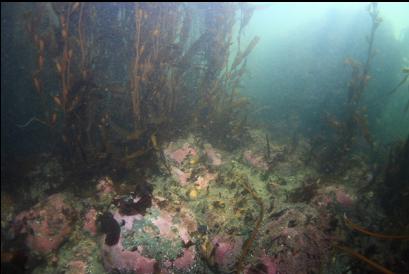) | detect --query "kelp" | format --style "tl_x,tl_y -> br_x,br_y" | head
378,135 -> 409,226
318,3 -> 381,172
388,69 -> 408,96
24,3 -> 259,169
388,68 -> 409,114
231,36 -> 260,72
335,245 -> 394,274
344,214 -> 409,240
338,213 -> 408,273
24,3 -> 104,165
235,178 -> 265,274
